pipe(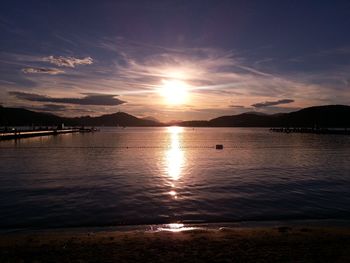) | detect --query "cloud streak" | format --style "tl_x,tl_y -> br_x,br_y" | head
9,91 -> 126,106
230,105 -> 246,108
22,67 -> 64,75
43,56 -> 93,68
251,99 -> 295,108
29,104 -> 68,112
